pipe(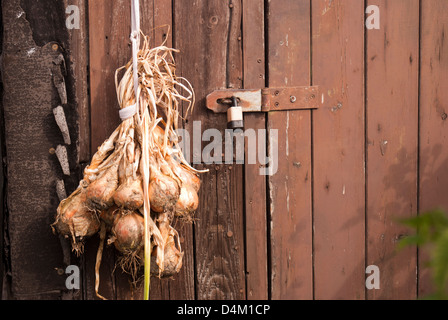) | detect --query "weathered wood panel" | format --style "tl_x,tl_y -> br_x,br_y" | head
242,0 -> 268,300
66,0 -> 90,164
268,0 -> 313,300
419,0 -> 448,298
2,0 -> 80,299
175,0 -> 246,300
312,0 -> 366,300
193,164 -> 245,300
366,0 -> 419,300
64,0 -> 90,300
